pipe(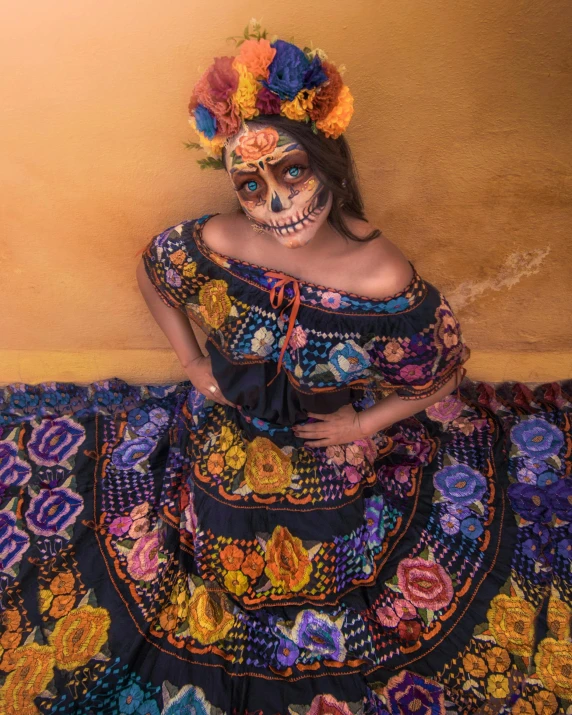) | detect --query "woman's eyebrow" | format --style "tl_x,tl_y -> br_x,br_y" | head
230,149 -> 306,179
